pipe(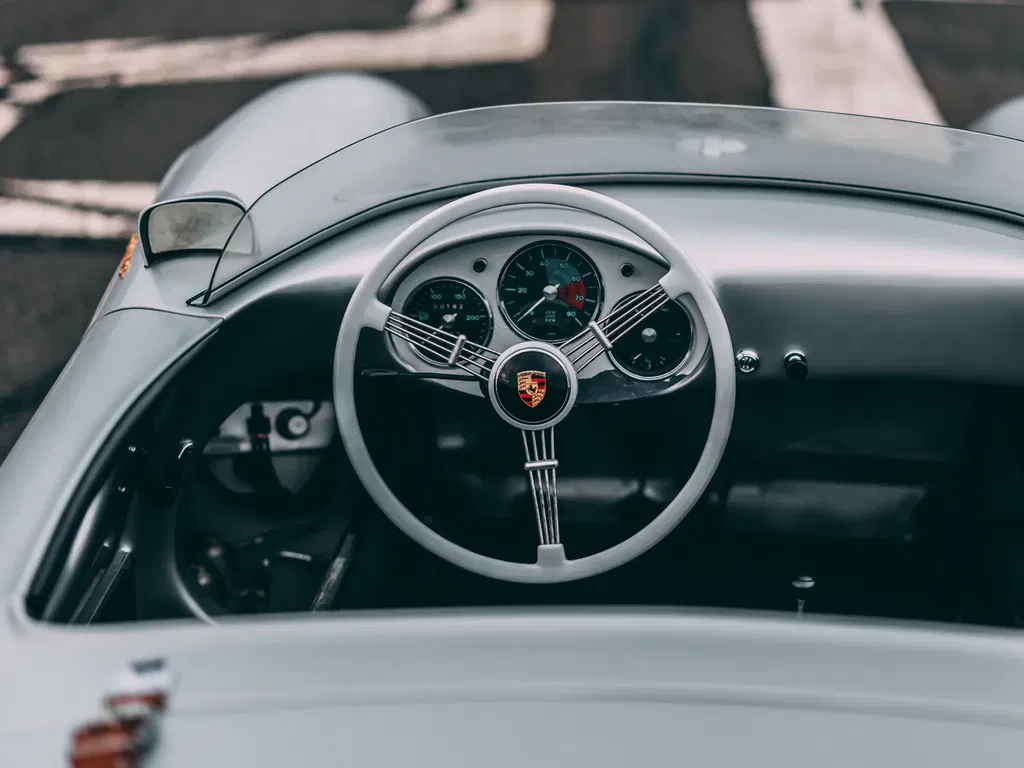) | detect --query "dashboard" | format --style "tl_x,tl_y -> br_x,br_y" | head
144,184 -> 1024,393
385,235 -> 710,401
